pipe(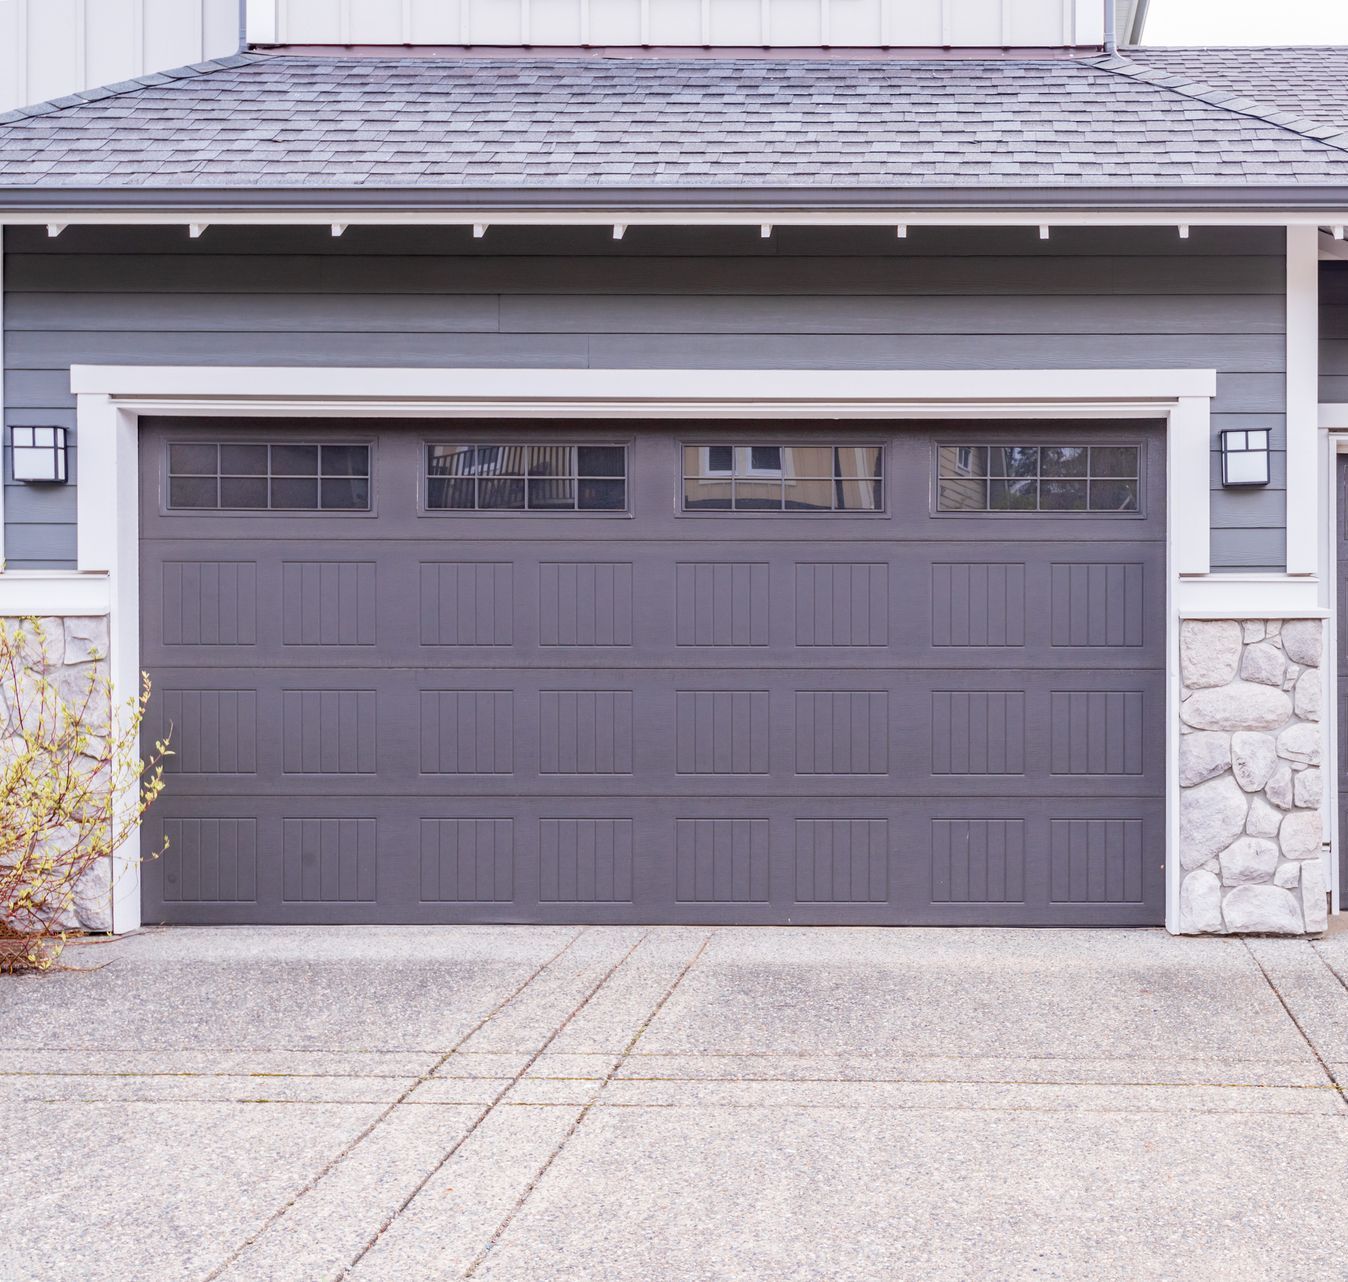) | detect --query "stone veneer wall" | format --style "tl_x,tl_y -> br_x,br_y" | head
1178,618 -> 1328,935
0,615 -> 113,932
